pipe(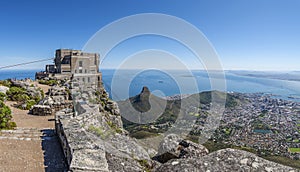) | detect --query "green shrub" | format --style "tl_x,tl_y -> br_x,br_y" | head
6,87 -> 27,101
38,79 -> 58,86
0,92 -> 6,102
0,101 -> 15,130
0,80 -> 12,87
26,100 -> 37,110
6,86 -> 40,110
